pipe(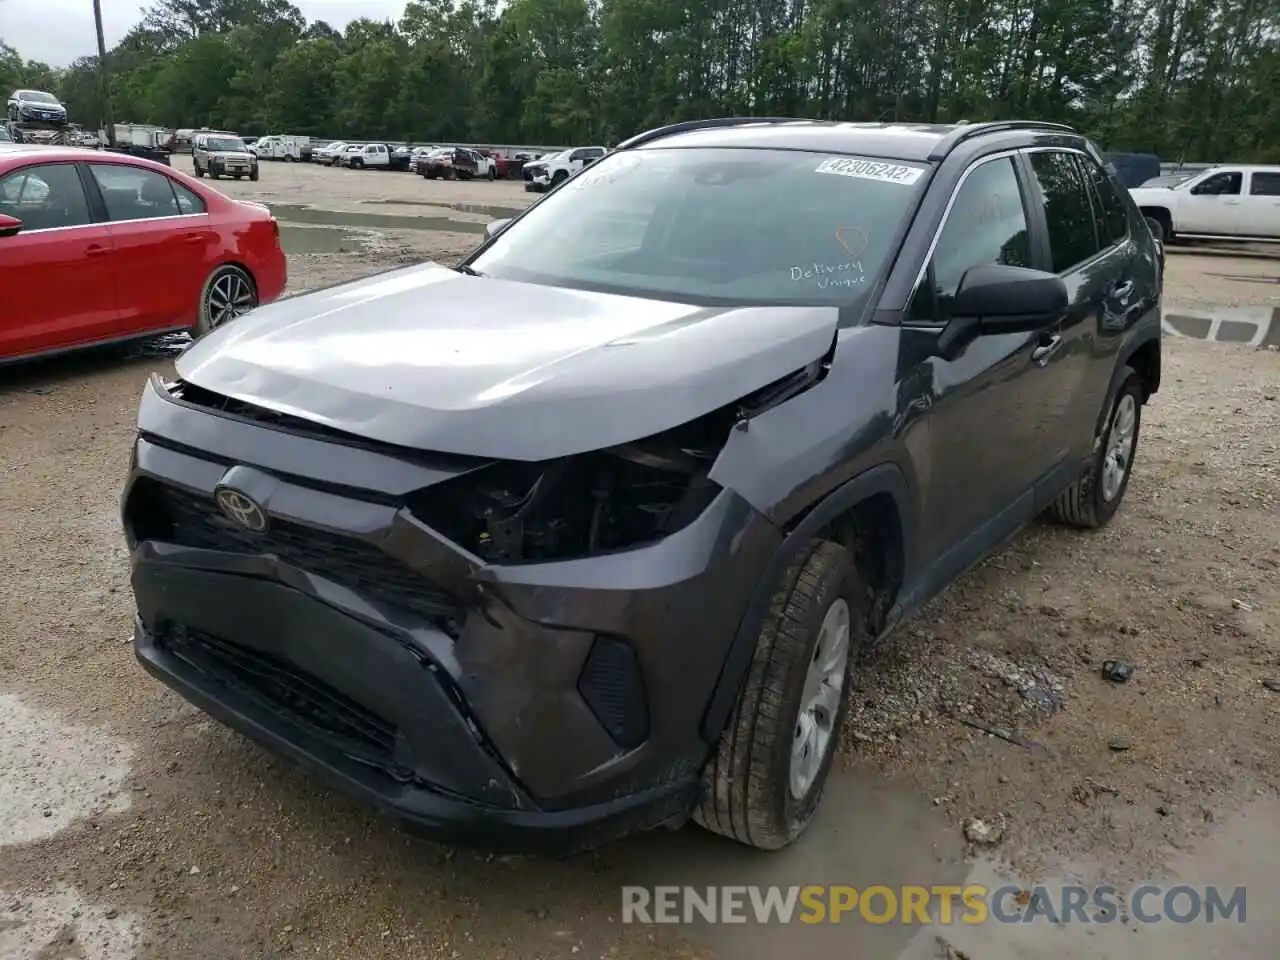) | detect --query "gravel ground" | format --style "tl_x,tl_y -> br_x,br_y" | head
1,160 -> 1278,958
